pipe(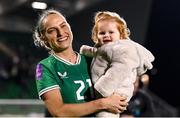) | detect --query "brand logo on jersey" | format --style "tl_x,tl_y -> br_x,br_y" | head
57,72 -> 68,79
36,64 -> 42,80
